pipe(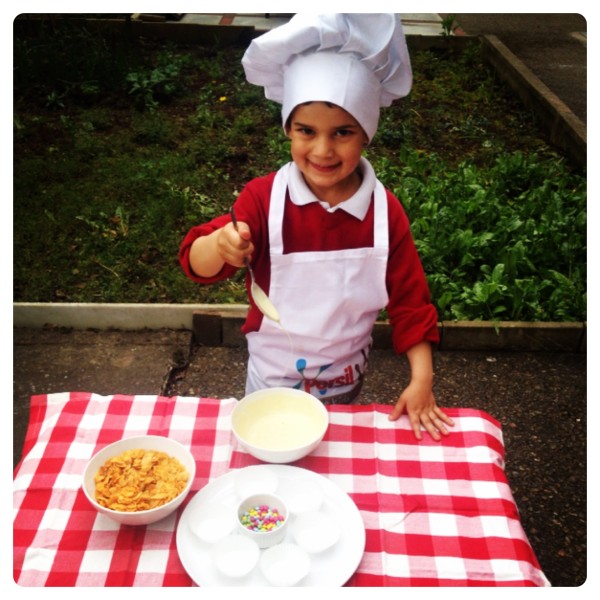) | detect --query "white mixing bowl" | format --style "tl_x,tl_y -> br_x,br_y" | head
231,387 -> 328,463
